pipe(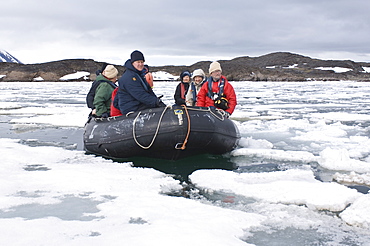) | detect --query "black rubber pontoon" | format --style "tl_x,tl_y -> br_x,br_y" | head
83,105 -> 240,160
